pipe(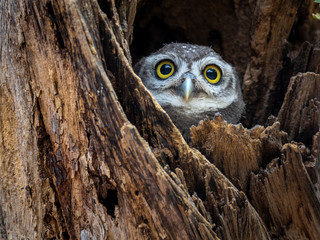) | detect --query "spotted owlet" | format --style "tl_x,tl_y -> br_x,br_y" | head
134,43 -> 245,138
